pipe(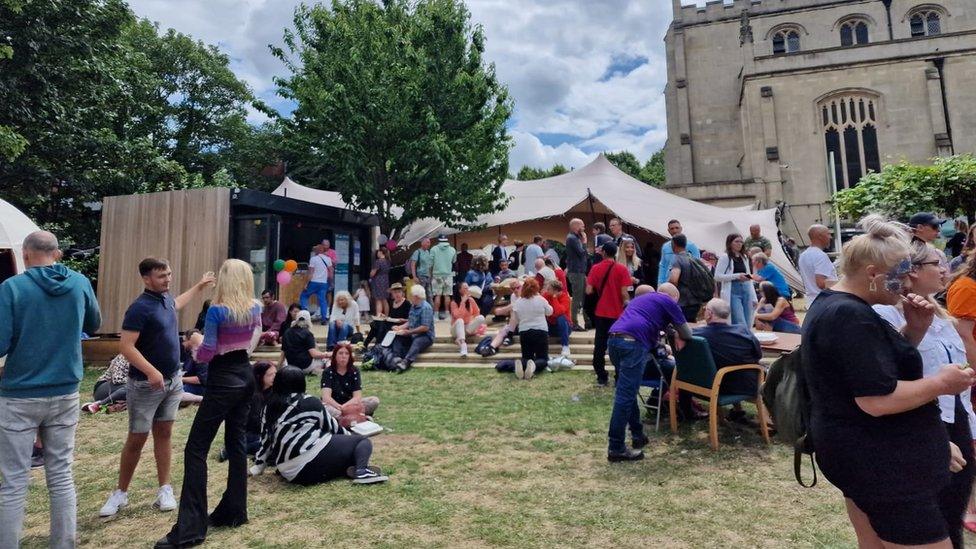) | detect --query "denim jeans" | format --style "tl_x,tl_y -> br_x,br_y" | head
0,393 -> 80,549
607,338 -> 647,454
729,281 -> 754,328
300,281 -> 330,321
327,321 -> 353,348
392,333 -> 433,364
548,316 -> 570,347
